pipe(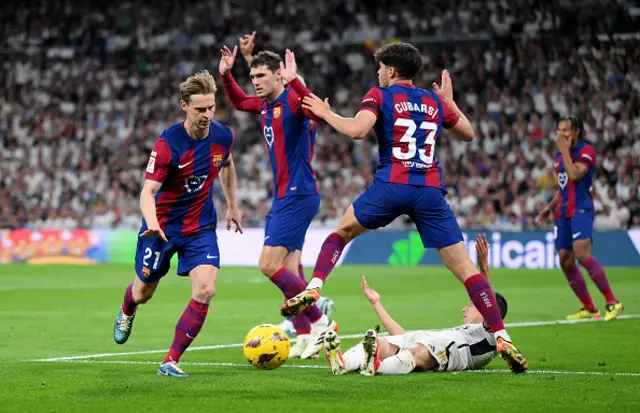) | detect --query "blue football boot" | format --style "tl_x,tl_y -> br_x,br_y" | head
113,309 -> 136,344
